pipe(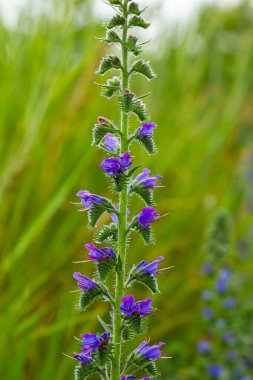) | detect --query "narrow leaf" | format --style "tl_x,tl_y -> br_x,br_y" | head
128,2 -> 142,15
130,60 -> 156,80
107,15 -> 125,29
129,16 -> 150,29
97,55 -> 122,75
97,315 -> 113,334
